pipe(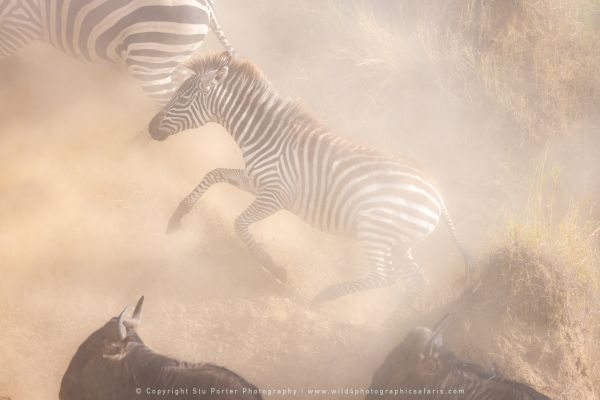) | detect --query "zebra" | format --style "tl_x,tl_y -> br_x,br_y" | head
148,52 -> 472,309
0,0 -> 232,104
